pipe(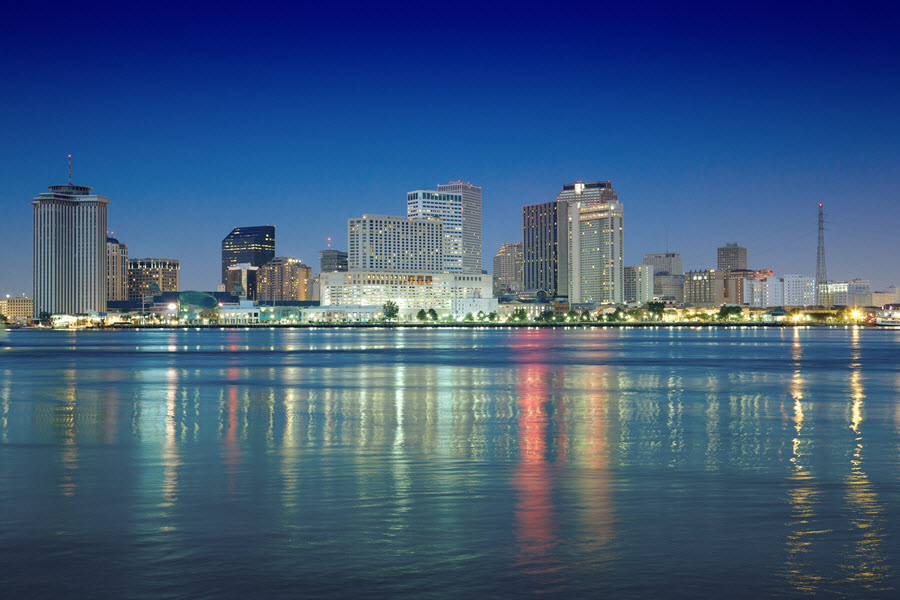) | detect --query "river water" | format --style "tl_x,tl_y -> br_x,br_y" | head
1,327 -> 899,598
